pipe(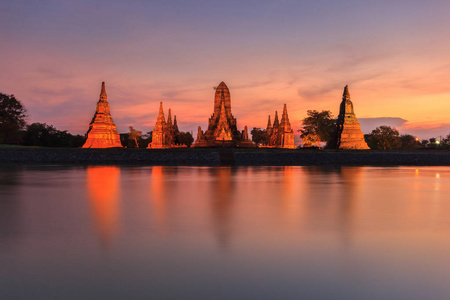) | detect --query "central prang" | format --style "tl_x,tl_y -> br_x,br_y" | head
195,81 -> 253,147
